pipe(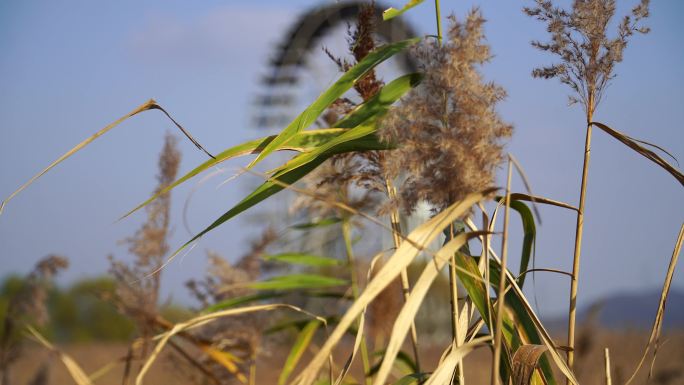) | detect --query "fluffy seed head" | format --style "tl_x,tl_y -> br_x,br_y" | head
379,9 -> 513,213
524,0 -> 650,115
